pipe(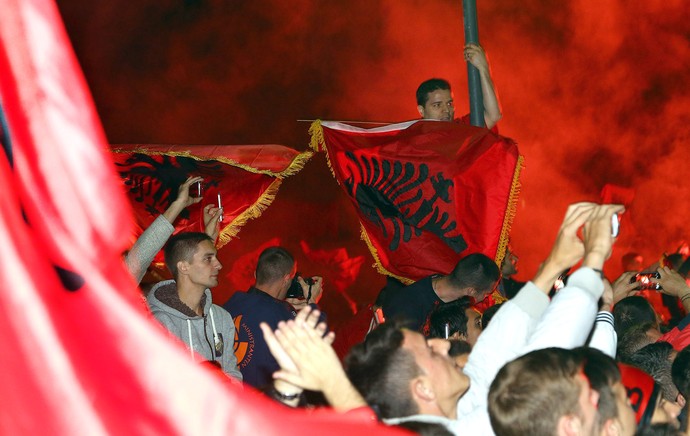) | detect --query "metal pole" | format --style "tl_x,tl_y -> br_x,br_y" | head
462,0 -> 485,127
